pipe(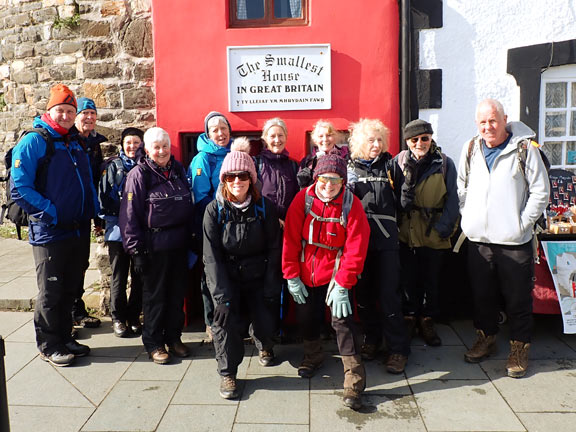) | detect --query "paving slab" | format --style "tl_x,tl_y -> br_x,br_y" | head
236,374 -> 309,424
406,345 -> 488,380
0,276 -> 37,309
410,322 -> 462,346
0,310 -> 32,337
310,393 -> 425,432
233,424 -> 308,432
78,319 -> 145,358
4,341 -> 38,380
8,406 -> 94,432
7,356 -> 94,408
517,412 -> 576,432
4,318 -> 36,343
410,378 -> 525,431
81,380 -> 178,431
245,342 -> 301,376
483,358 -> 576,412
122,351 -> 192,381
156,404 -> 237,432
